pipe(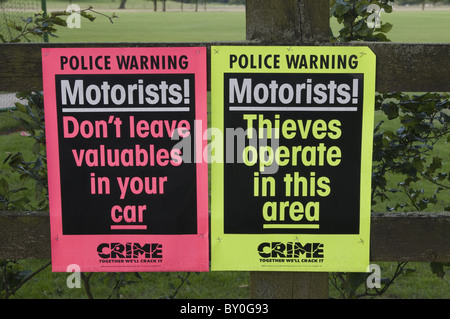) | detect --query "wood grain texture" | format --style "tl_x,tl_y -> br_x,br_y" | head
370,212 -> 450,262
0,211 -> 50,259
1,211 -> 449,261
250,272 -> 329,299
1,42 -> 448,92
